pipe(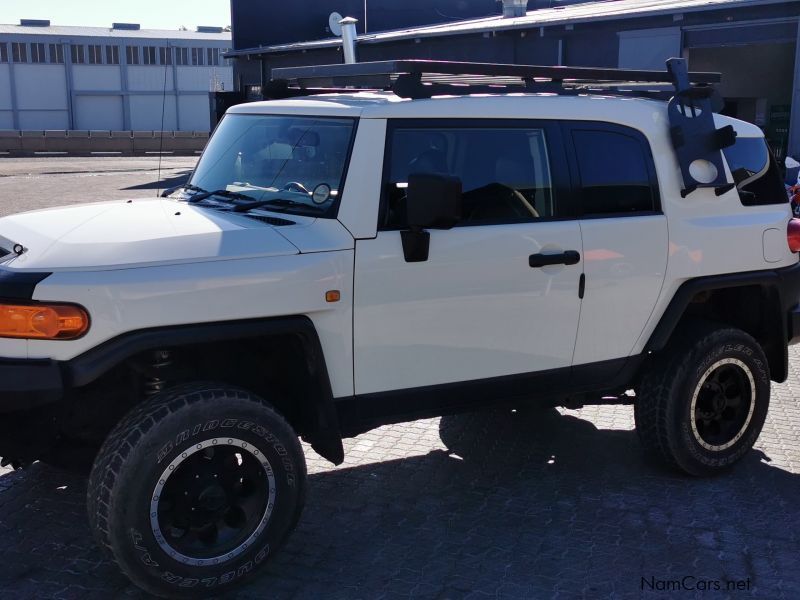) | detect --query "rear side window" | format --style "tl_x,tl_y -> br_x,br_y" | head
723,138 -> 786,206
571,129 -> 657,216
